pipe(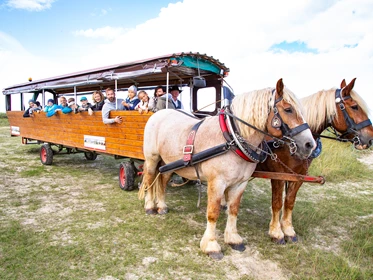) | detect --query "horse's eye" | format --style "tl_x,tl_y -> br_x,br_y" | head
351,105 -> 358,110
284,107 -> 293,113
